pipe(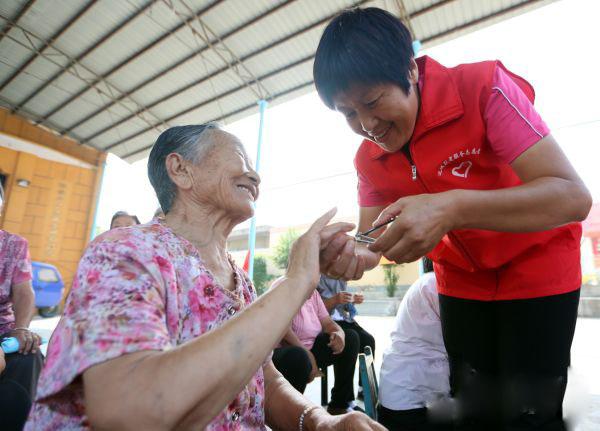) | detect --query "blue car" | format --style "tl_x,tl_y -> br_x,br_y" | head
32,262 -> 64,317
